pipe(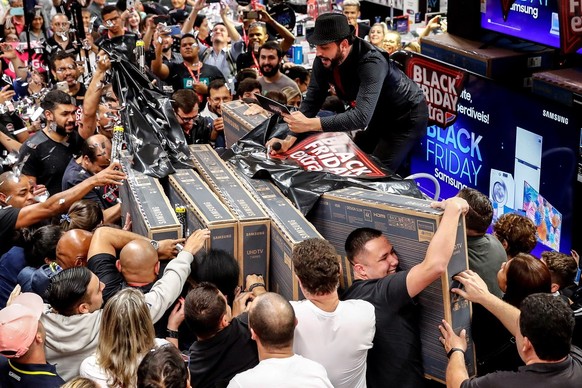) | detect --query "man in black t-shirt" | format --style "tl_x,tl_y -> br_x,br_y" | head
18,90 -> 81,195
94,6 -> 138,62
185,282 -> 258,388
152,33 -> 224,97
342,197 -> 468,388
442,280 -> 582,388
